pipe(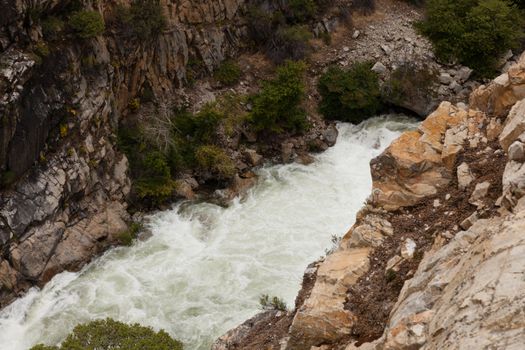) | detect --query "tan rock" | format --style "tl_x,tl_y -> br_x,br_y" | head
457,162 -> 475,190
499,98 -> 525,151
371,102 -> 470,210
378,205 -> 525,350
470,52 -> 525,117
